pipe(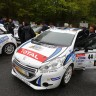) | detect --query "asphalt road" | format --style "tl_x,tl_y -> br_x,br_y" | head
0,54 -> 96,96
